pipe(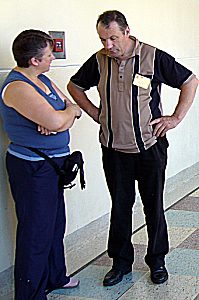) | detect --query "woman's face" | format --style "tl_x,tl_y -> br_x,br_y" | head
36,43 -> 55,73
